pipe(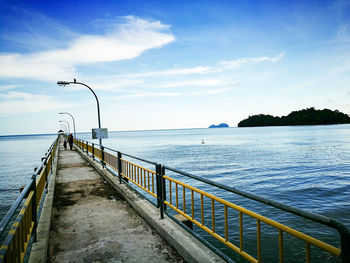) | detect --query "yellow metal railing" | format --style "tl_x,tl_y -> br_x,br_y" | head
163,176 -> 341,263
2,192 -> 35,263
0,137 -> 58,263
73,138 -> 349,263
77,139 -> 158,200
104,151 -> 118,171
120,159 -> 157,198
